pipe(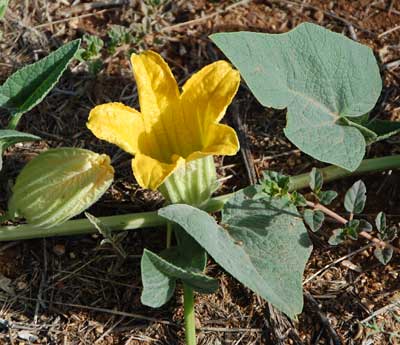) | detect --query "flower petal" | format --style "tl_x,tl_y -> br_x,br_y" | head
87,102 -> 144,155
187,123 -> 240,161
132,153 -> 184,190
130,51 -> 180,121
181,61 -> 240,131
